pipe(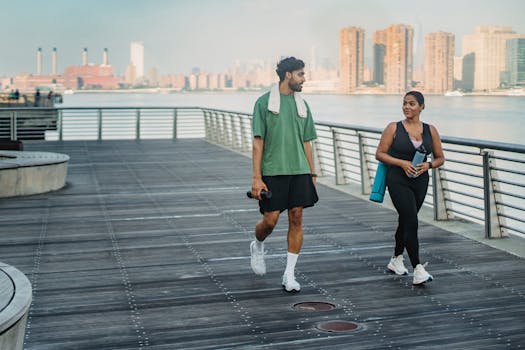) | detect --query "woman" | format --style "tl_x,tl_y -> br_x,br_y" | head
375,91 -> 445,285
